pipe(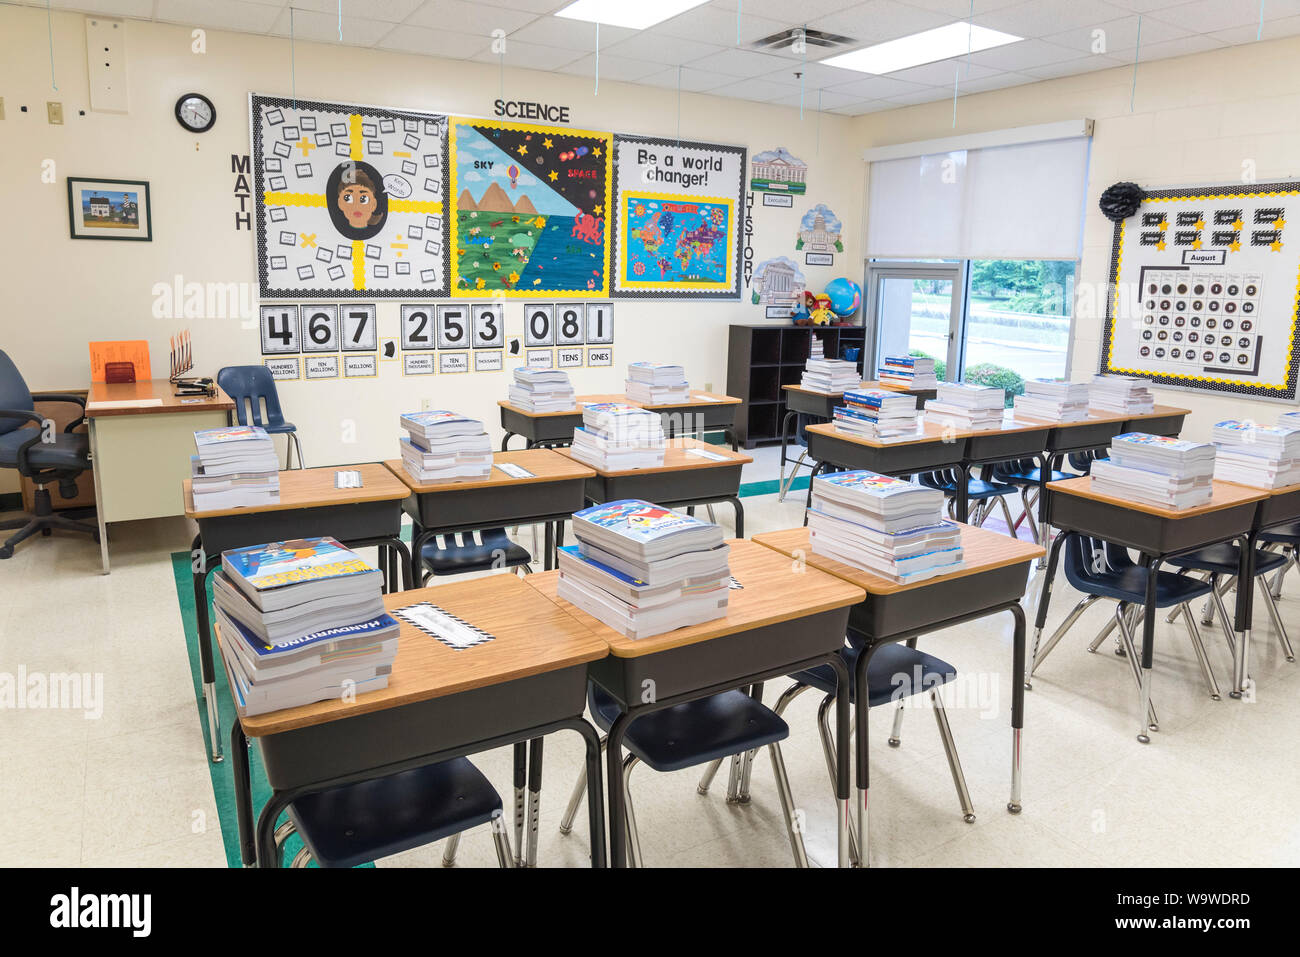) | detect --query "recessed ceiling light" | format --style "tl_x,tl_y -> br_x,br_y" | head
554,0 -> 710,31
821,22 -> 1022,74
